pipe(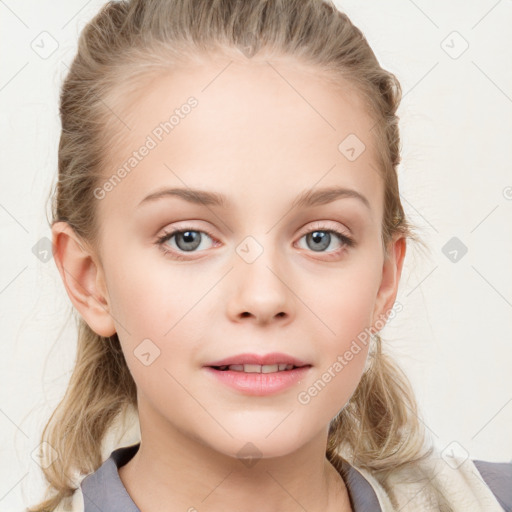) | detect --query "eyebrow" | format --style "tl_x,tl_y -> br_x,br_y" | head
138,185 -> 371,211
